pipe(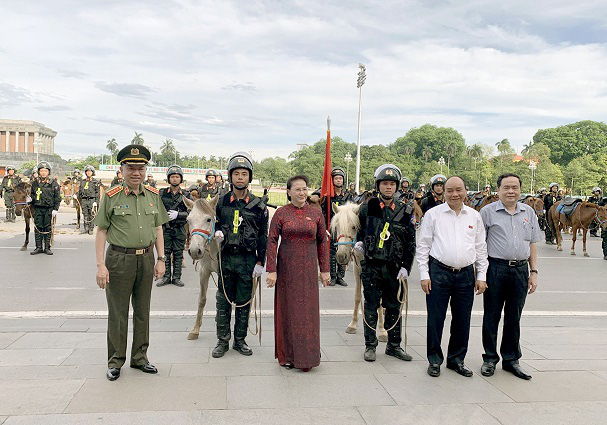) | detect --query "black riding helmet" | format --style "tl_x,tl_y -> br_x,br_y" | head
166,164 -> 183,183
37,161 -> 52,172
227,151 -> 254,184
374,164 -> 402,191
